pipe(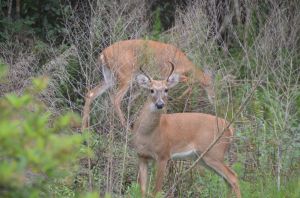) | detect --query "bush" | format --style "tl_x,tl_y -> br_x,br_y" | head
0,76 -> 89,197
